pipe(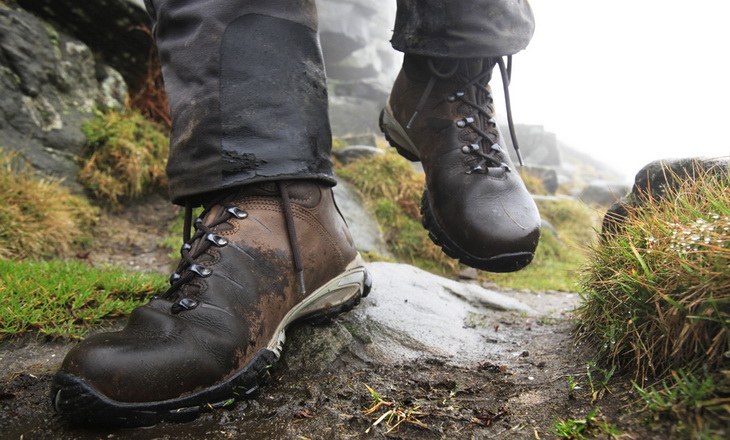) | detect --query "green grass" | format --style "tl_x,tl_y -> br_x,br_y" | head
0,149 -> 97,260
578,166 -> 729,380
79,108 -> 169,209
0,260 -> 166,338
633,369 -> 730,438
552,407 -> 621,439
